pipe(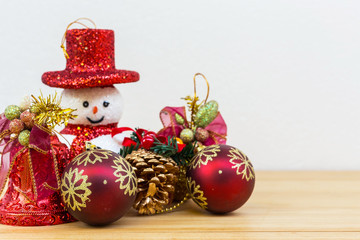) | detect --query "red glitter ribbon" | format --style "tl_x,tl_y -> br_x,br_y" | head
158,106 -> 227,145
0,118 -> 62,202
